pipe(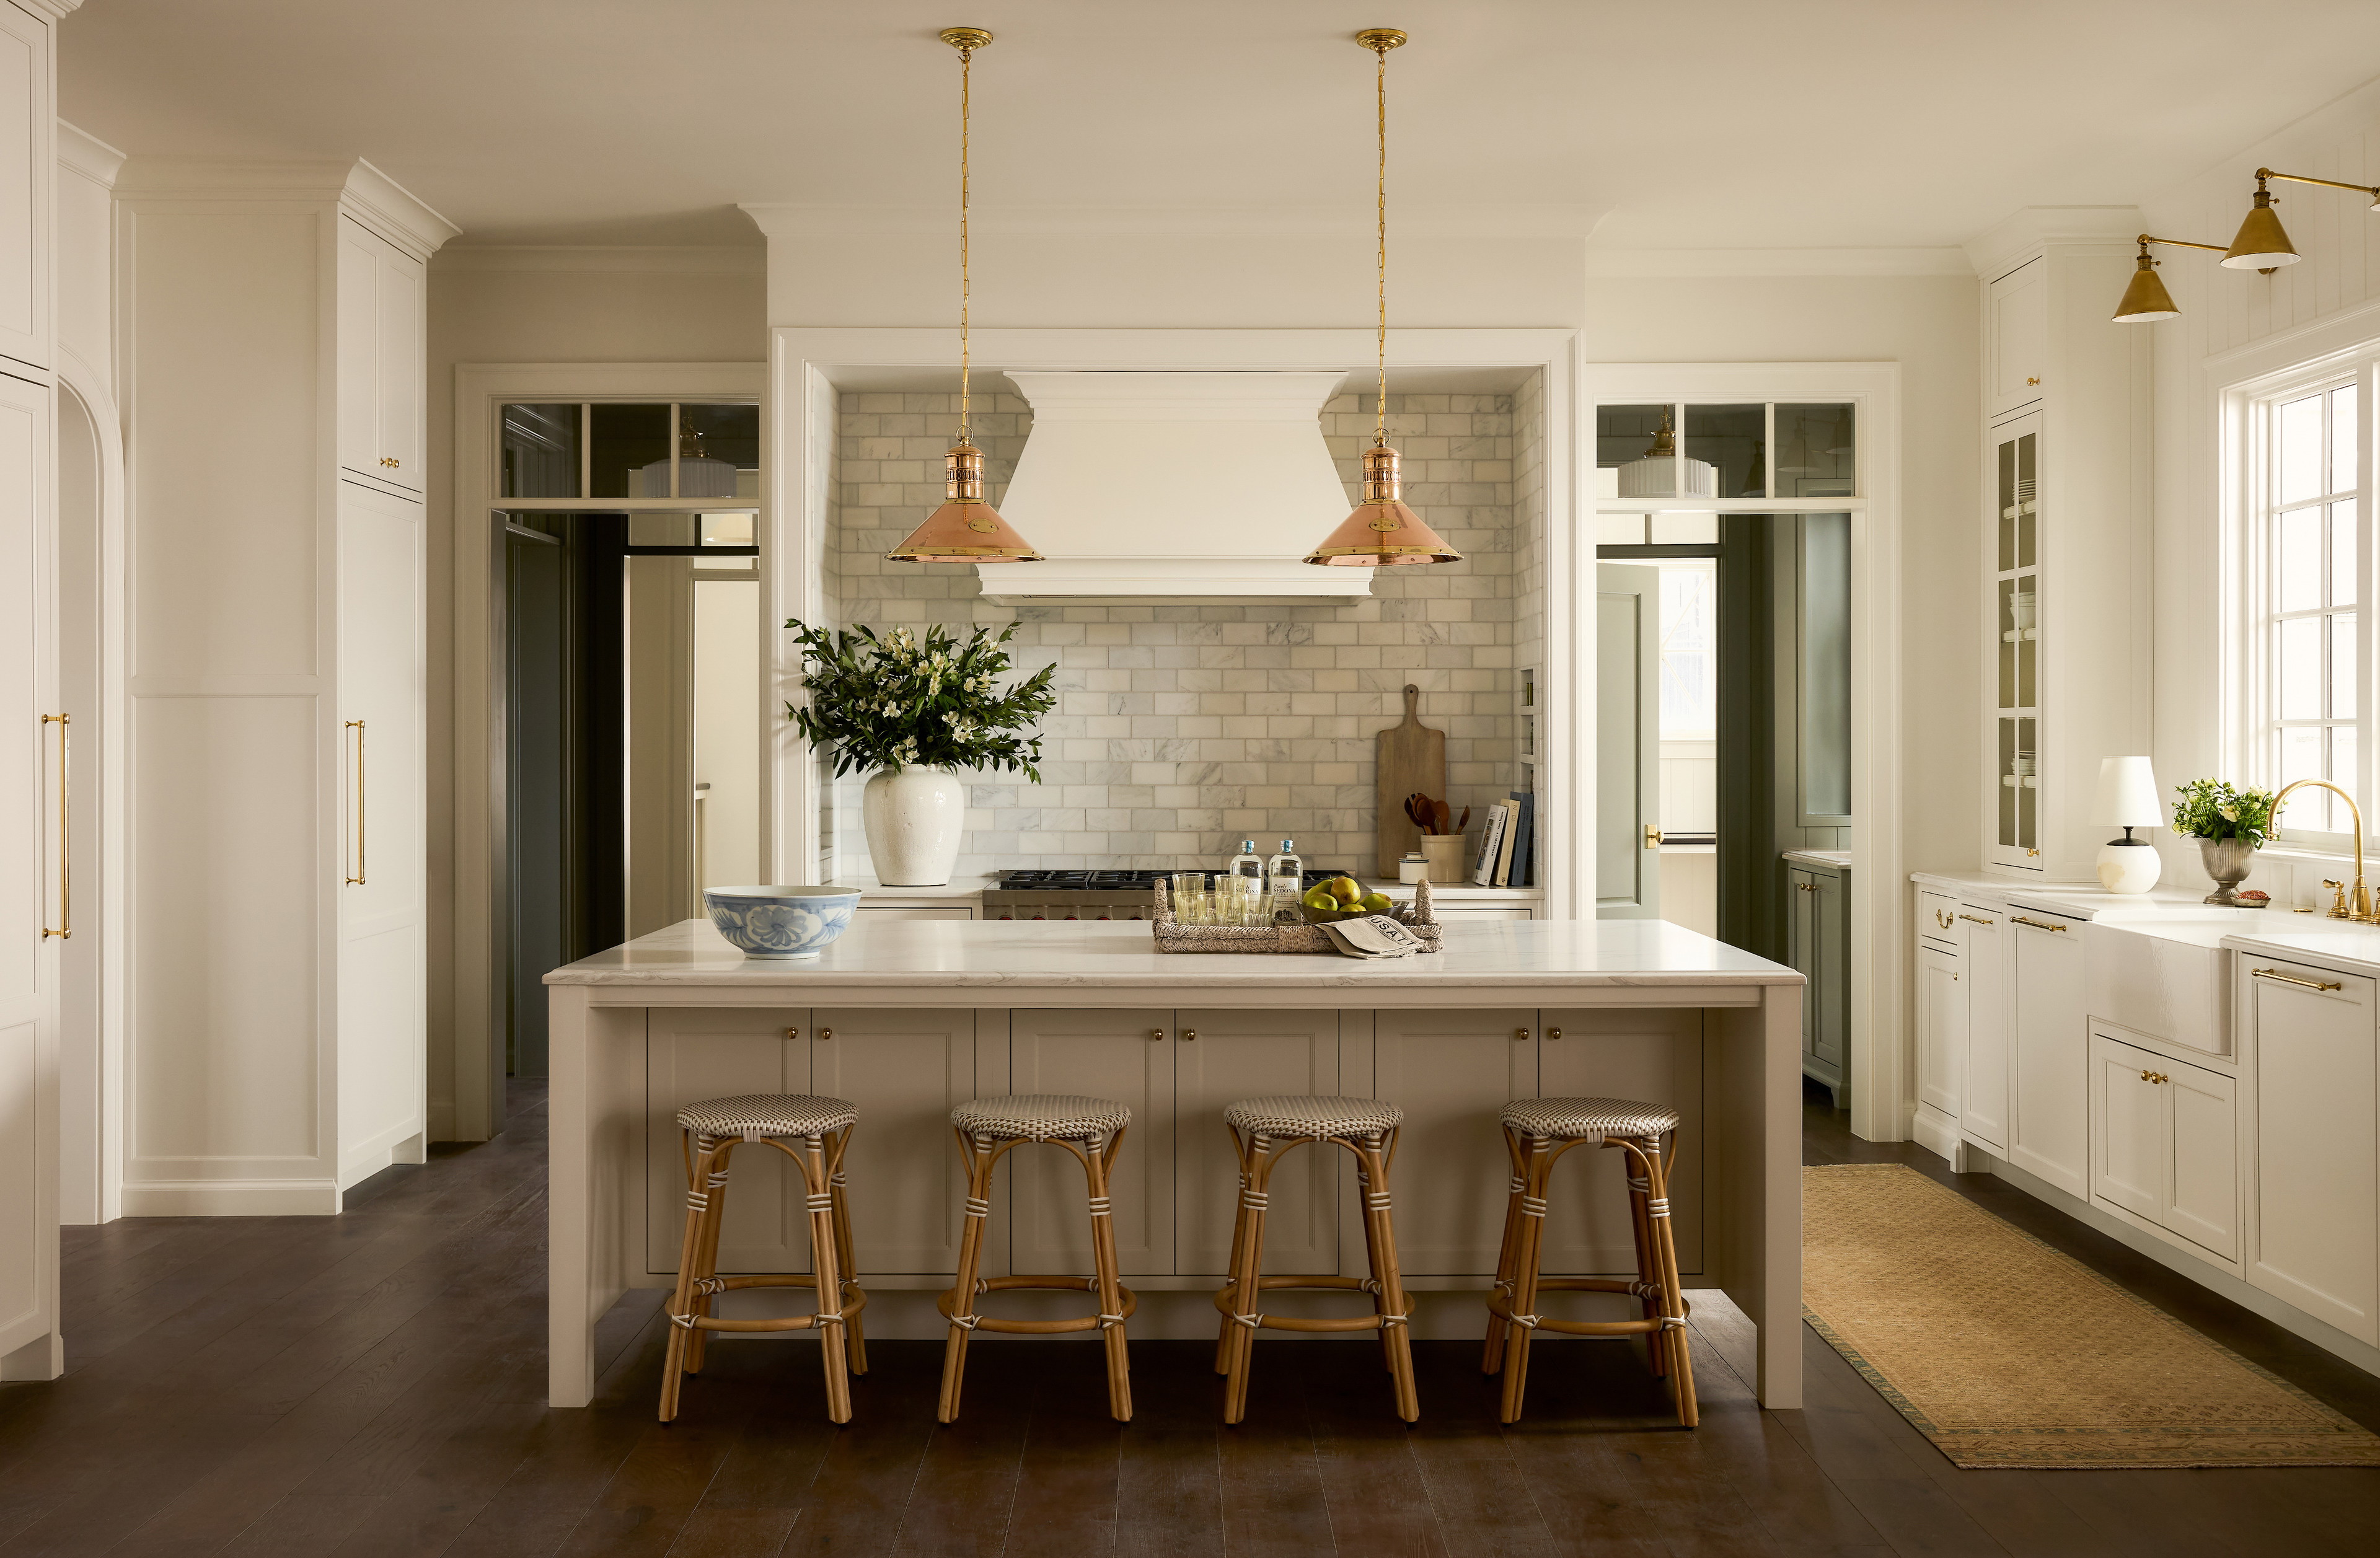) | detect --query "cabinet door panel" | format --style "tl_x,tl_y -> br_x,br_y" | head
0,6 -> 48,367
1538,1008 -> 1701,1275
2089,1034 -> 2162,1222
646,1009 -> 810,1275
335,222 -> 378,484
1962,910 -> 2009,1150
1916,948 -> 1964,1119
2009,917 -> 2087,1196
1787,869 -> 1816,1057
374,243 -> 423,491
2246,967 -> 2378,1342
2164,1062 -> 2237,1262
0,375 -> 51,1361
1174,1010 -> 1339,1277
1811,869 -> 1847,1072
1372,1008 -> 1535,1275
808,1008 -> 982,1276
1008,1010 -> 1173,1277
